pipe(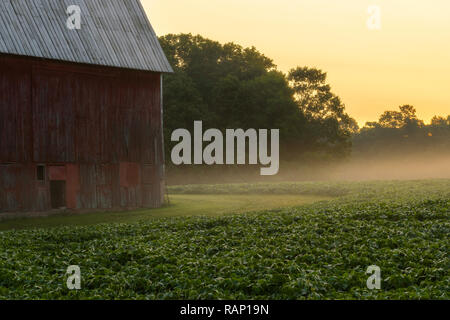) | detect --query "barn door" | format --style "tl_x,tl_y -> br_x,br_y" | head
50,181 -> 66,209
49,166 -> 67,209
